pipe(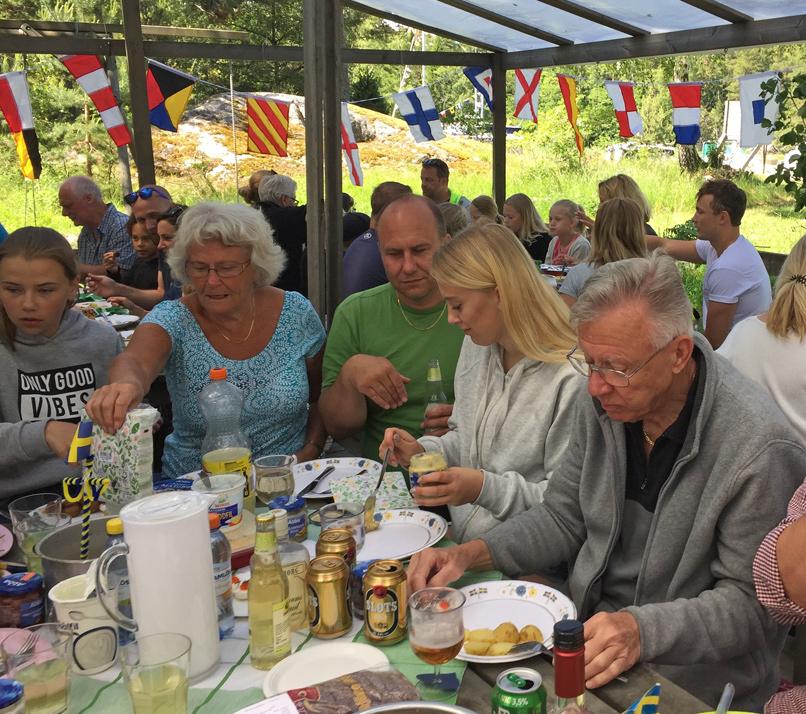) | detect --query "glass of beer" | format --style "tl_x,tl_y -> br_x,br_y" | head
120,632 -> 191,714
408,587 -> 466,701
254,454 -> 297,505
